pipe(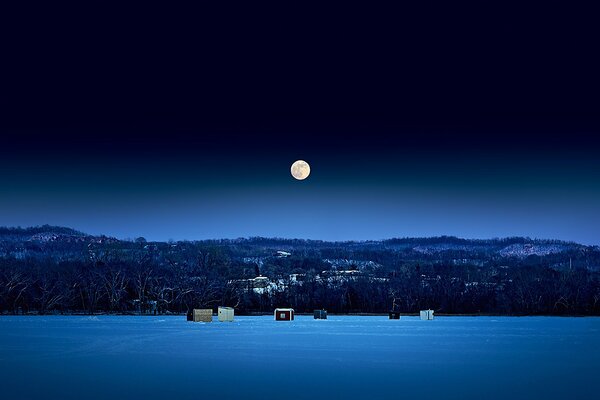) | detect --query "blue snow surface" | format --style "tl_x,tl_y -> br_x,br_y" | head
1,316 -> 599,400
